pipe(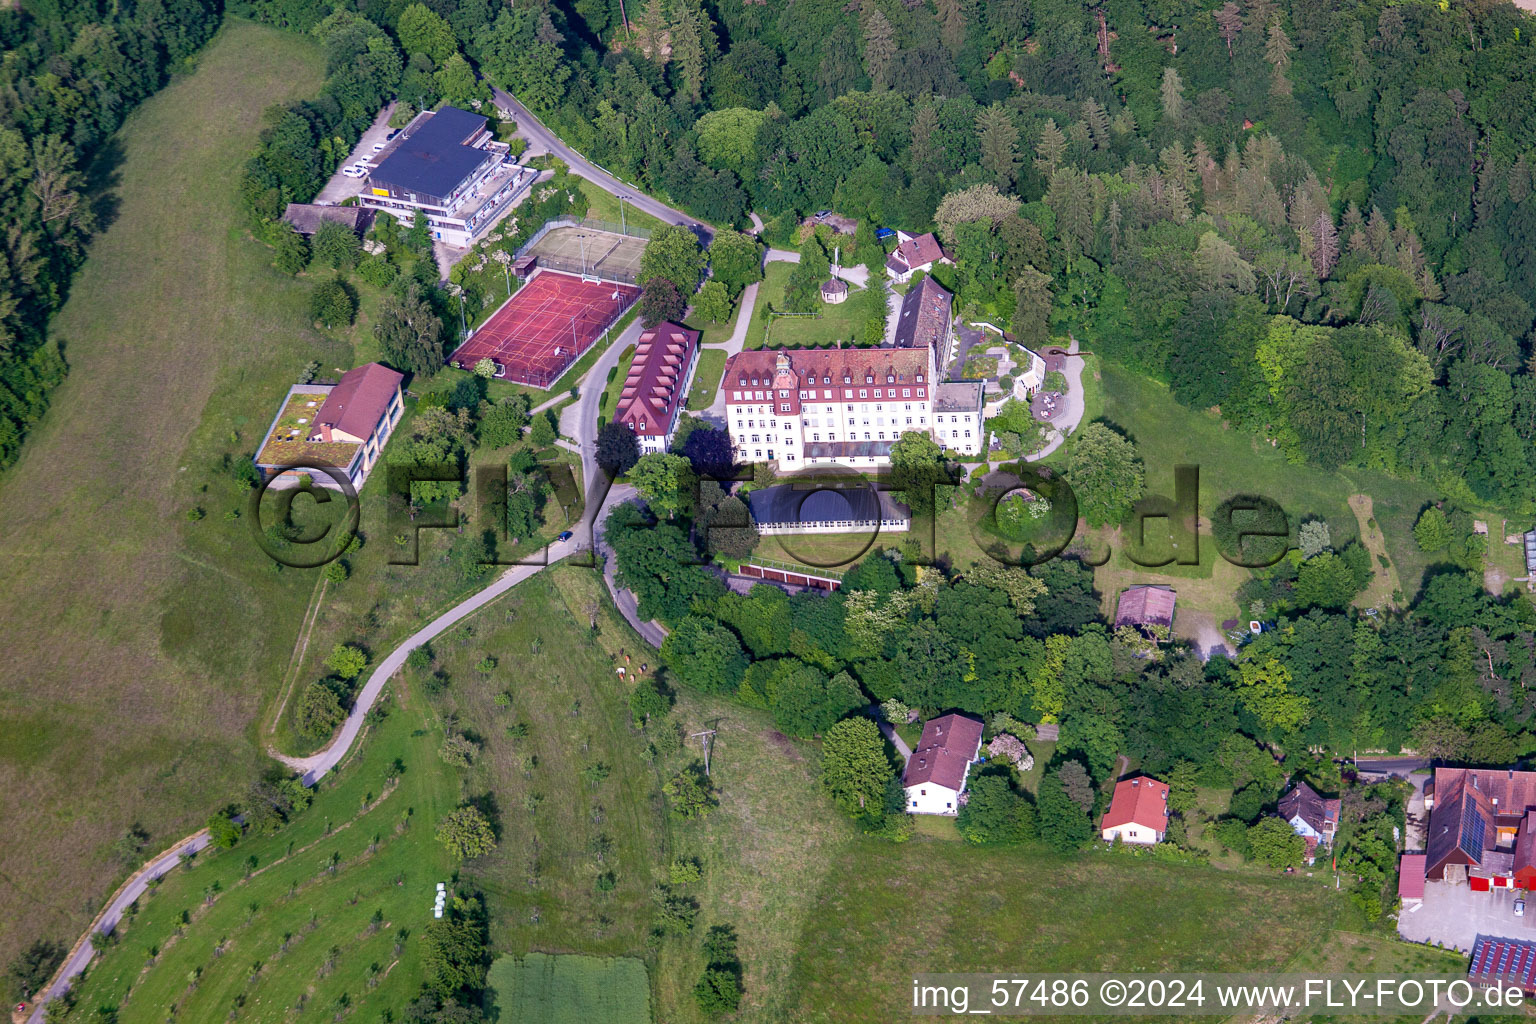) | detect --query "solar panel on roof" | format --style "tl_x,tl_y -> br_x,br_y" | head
1462,802 -> 1488,859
